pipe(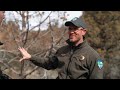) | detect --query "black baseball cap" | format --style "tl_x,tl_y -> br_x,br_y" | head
65,17 -> 87,29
